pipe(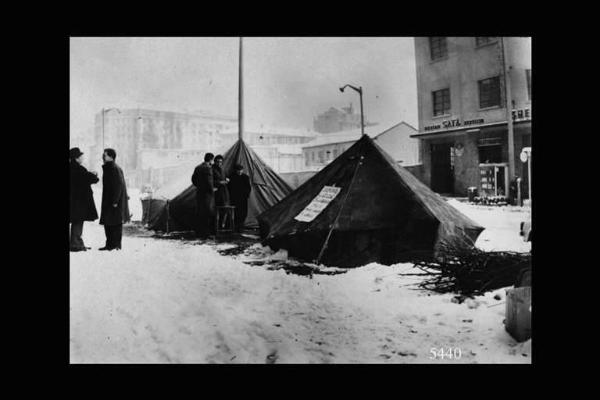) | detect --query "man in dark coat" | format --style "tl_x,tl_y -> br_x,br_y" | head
228,163 -> 251,233
99,148 -> 130,250
212,155 -> 230,207
191,152 -> 217,238
70,147 -> 99,252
